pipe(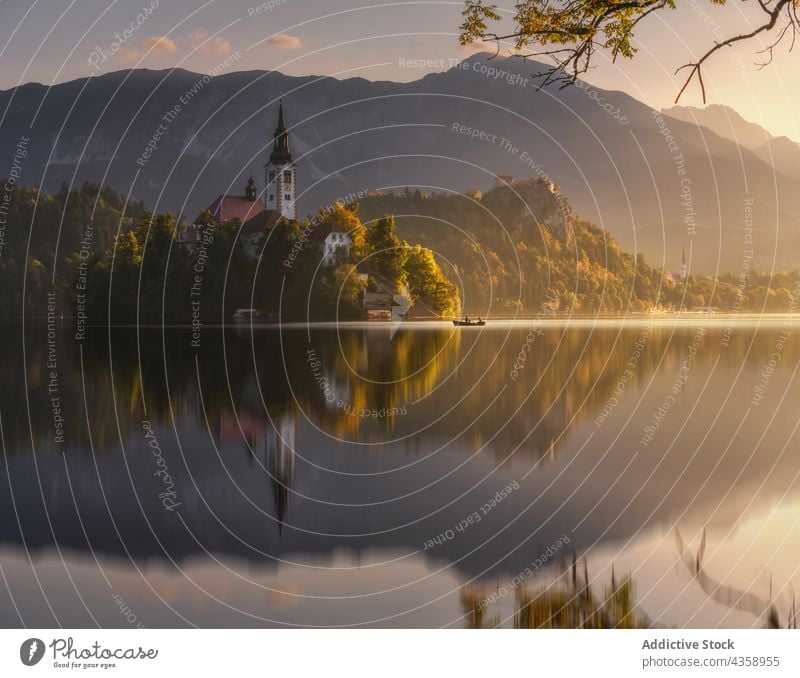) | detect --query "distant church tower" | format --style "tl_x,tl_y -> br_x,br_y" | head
245,175 -> 257,201
264,100 -> 296,220
680,246 -> 688,282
